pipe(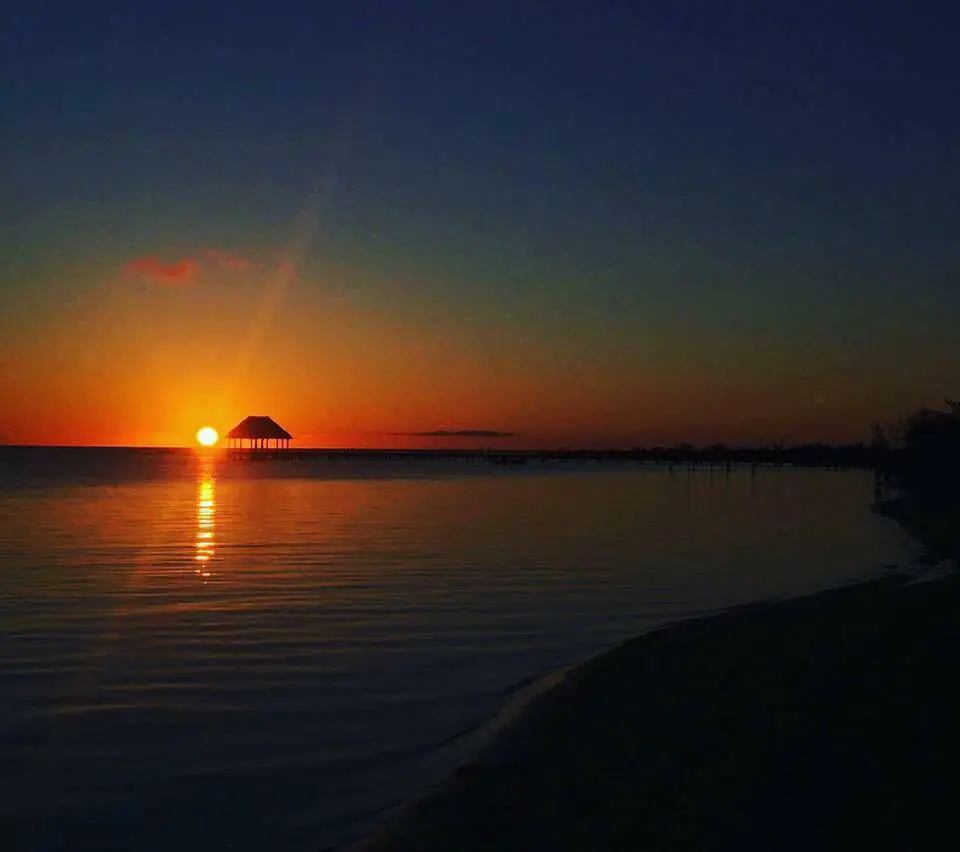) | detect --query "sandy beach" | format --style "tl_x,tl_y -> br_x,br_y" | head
357,570 -> 960,850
